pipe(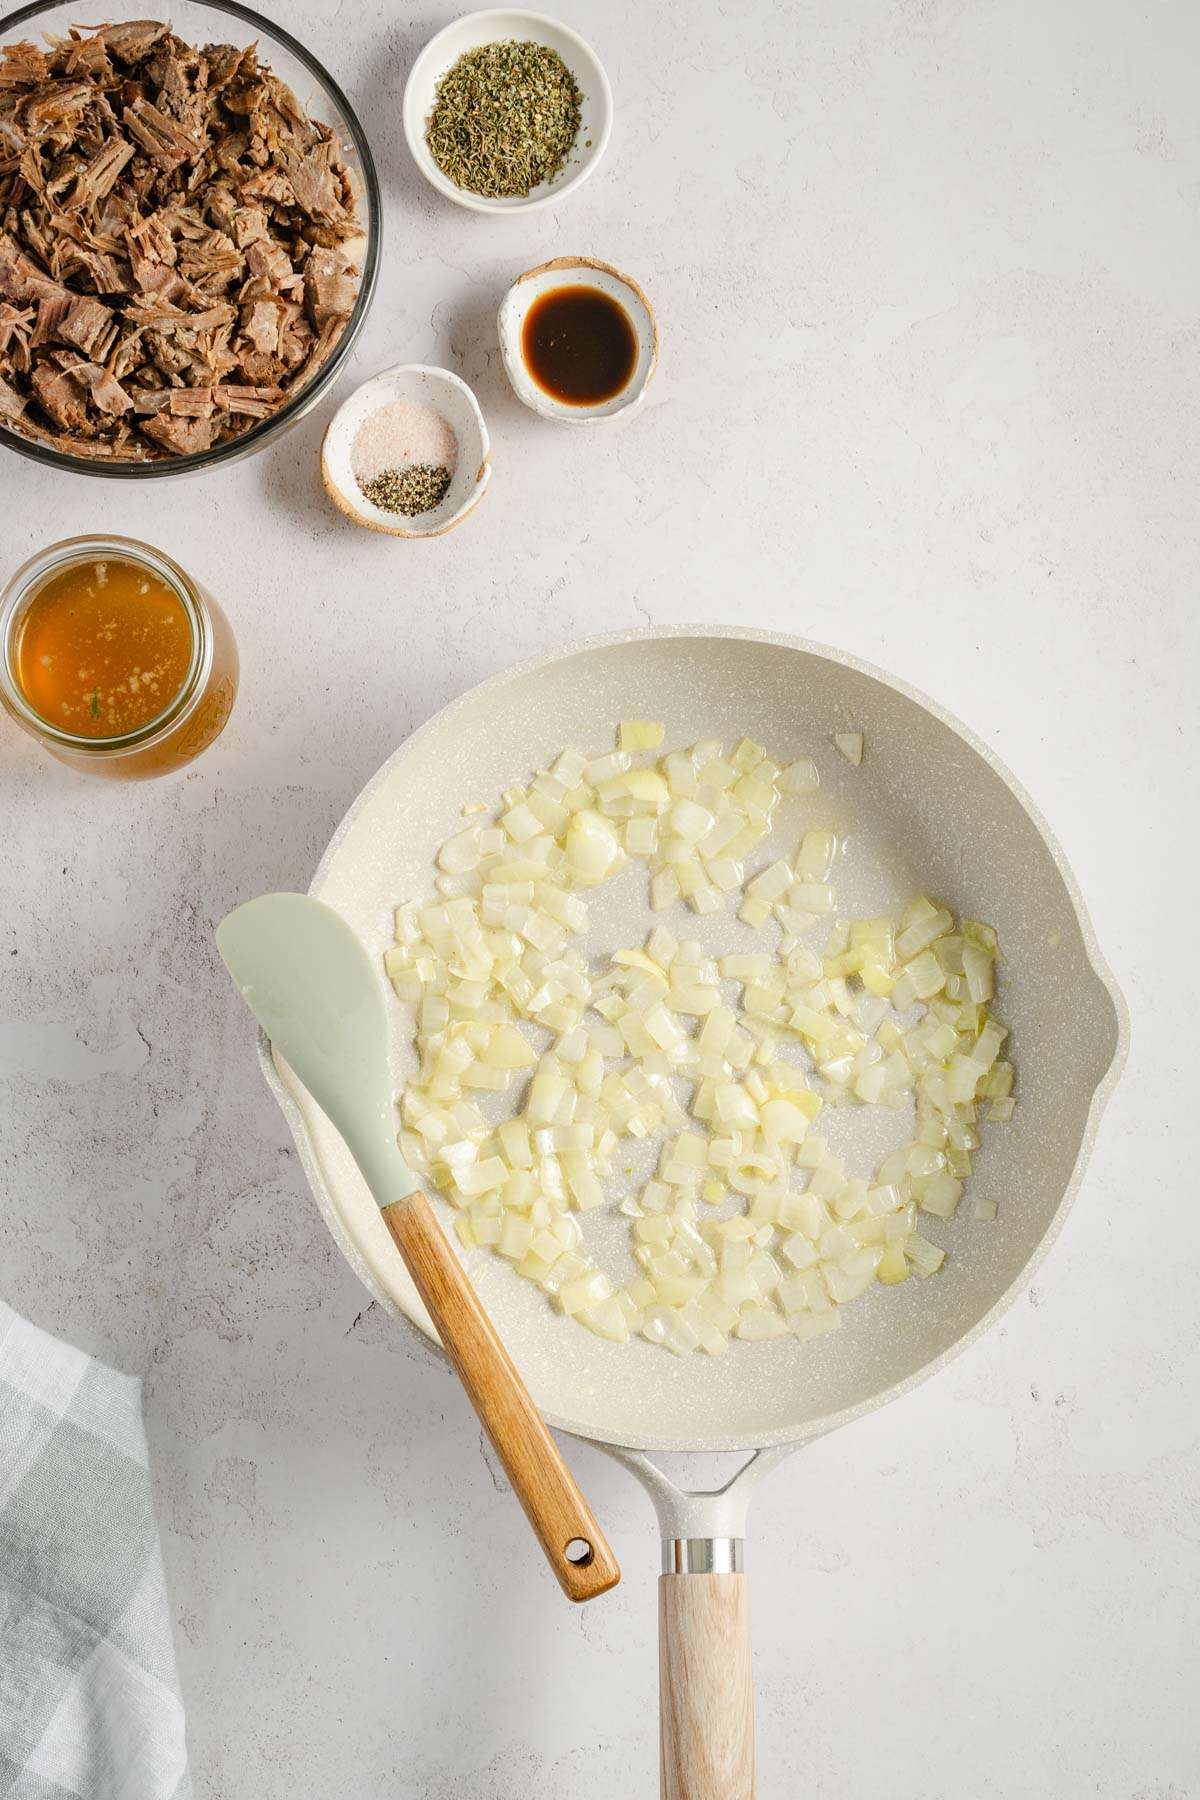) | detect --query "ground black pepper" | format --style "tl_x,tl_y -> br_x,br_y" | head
360,465 -> 453,517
